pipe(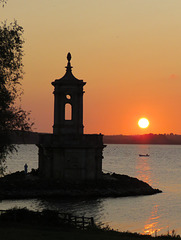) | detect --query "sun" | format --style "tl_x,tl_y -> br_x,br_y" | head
138,118 -> 150,129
